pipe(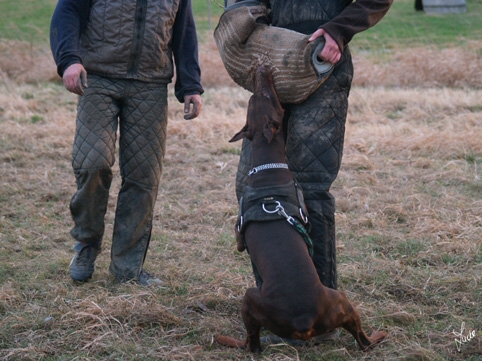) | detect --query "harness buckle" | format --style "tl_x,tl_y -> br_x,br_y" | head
261,200 -> 314,257
262,201 -> 295,225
